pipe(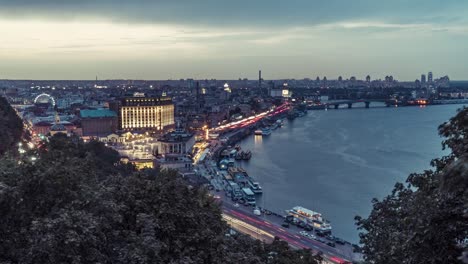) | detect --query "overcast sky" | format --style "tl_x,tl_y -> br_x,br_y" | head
0,0 -> 467,80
